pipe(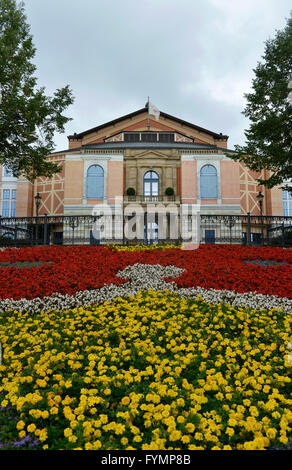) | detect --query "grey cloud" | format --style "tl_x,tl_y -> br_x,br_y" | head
24,0 -> 291,151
